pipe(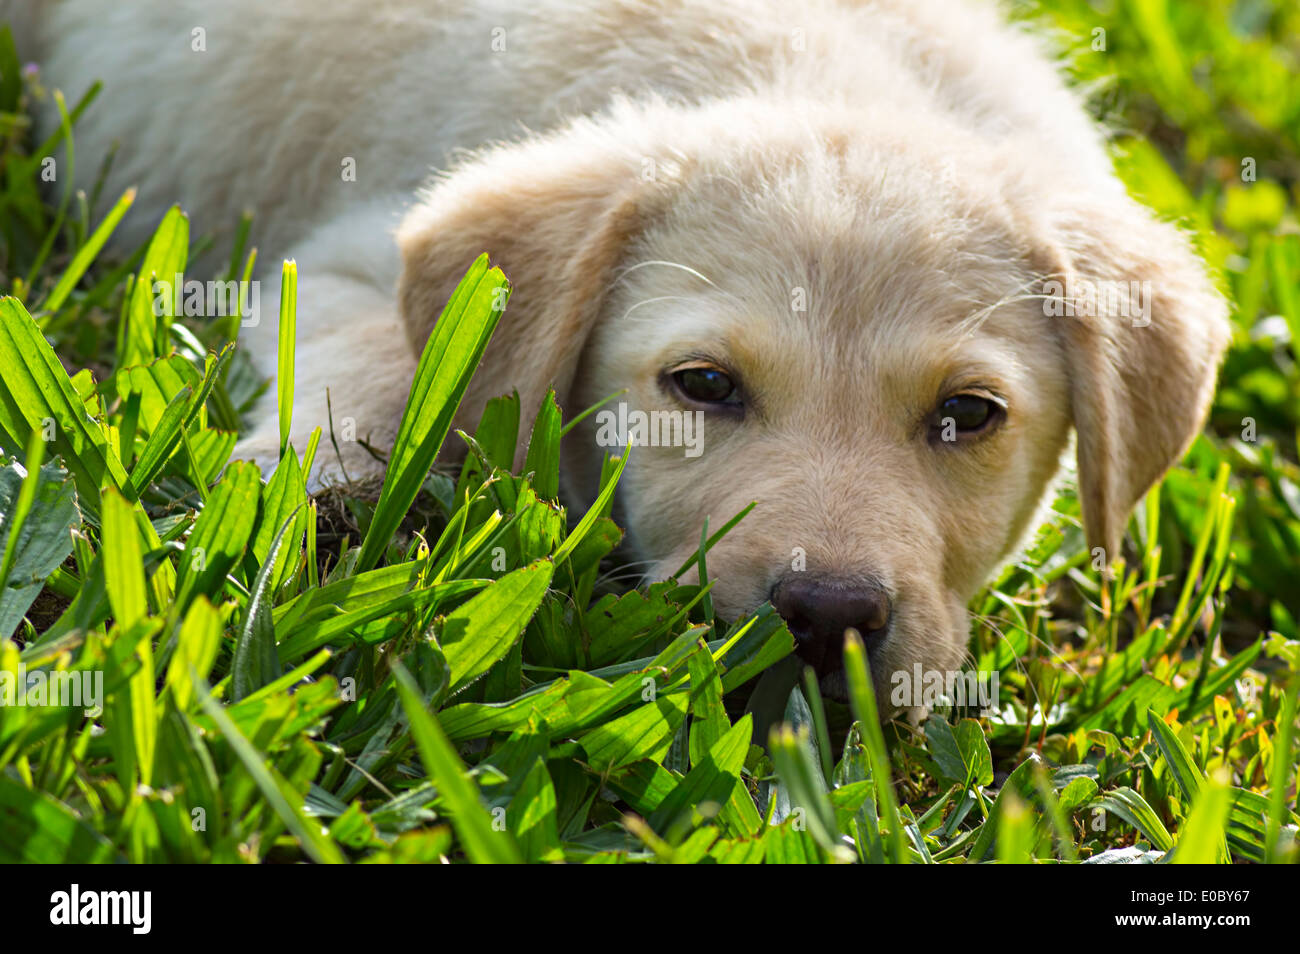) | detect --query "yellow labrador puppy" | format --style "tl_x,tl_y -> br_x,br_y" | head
18,0 -> 1229,698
